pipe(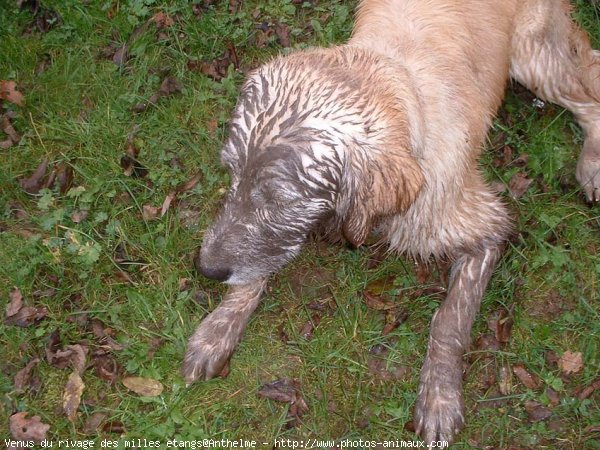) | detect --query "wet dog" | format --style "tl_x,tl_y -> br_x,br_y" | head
184,0 -> 600,444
